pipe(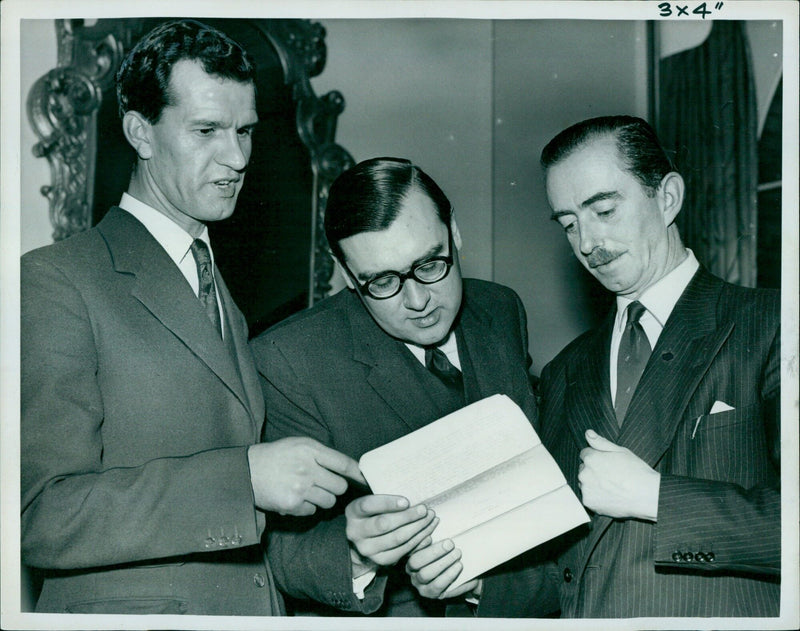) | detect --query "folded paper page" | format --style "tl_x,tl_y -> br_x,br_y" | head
359,394 -> 589,590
